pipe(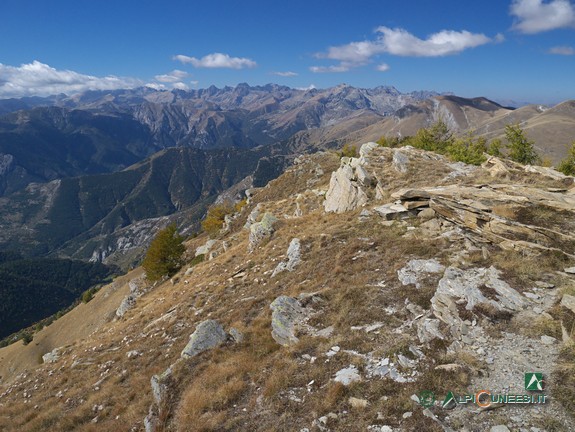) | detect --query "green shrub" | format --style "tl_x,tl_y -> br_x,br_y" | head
189,254 -> 205,267
339,144 -> 358,158
201,204 -> 234,237
557,142 -> 575,176
411,119 -> 454,153
81,287 -> 96,303
505,124 -> 541,165
142,224 -> 185,282
487,138 -> 503,157
447,134 -> 487,165
22,333 -> 33,345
